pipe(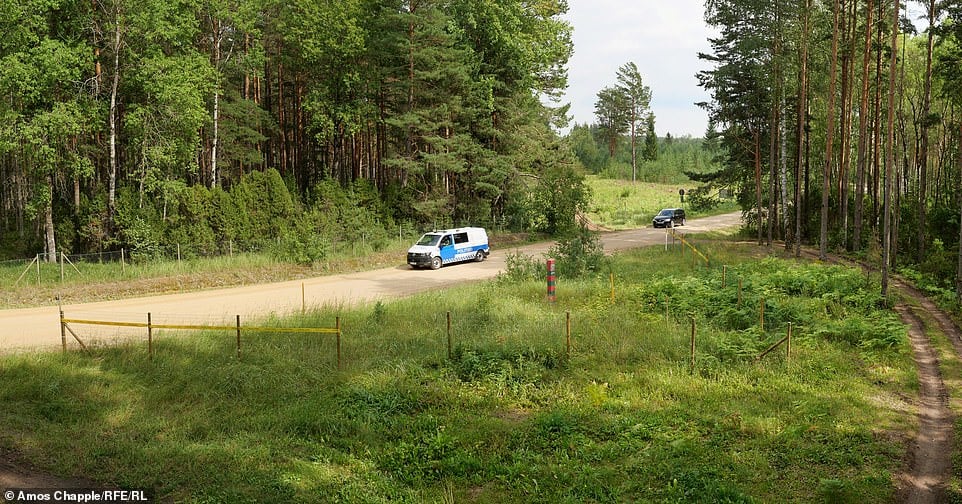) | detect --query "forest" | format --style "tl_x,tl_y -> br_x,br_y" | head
6,0 -> 962,302
695,0 -> 962,297
0,0 -> 581,262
